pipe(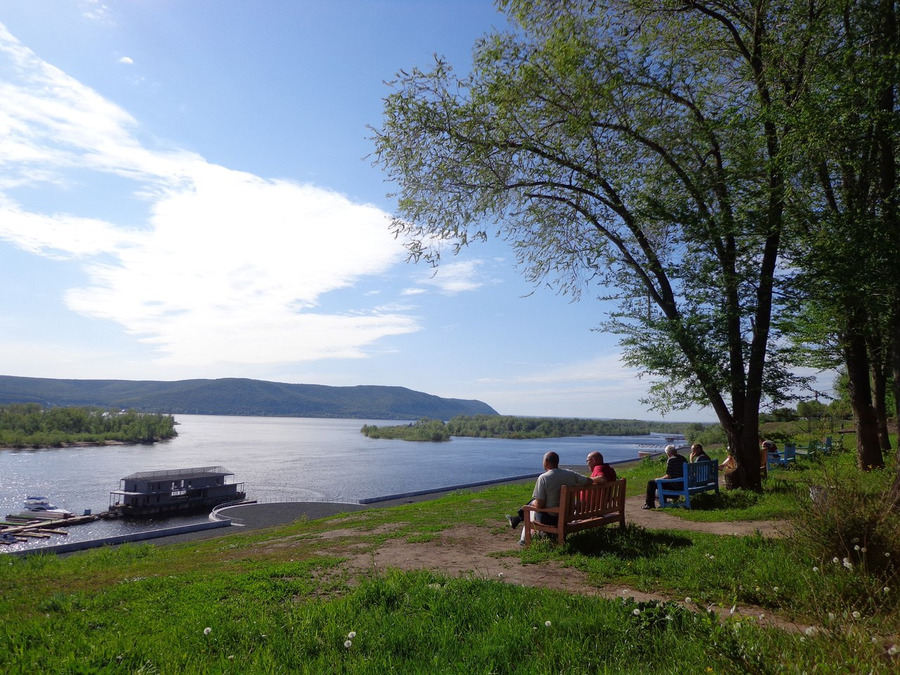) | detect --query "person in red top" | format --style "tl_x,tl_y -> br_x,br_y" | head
586,451 -> 617,483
